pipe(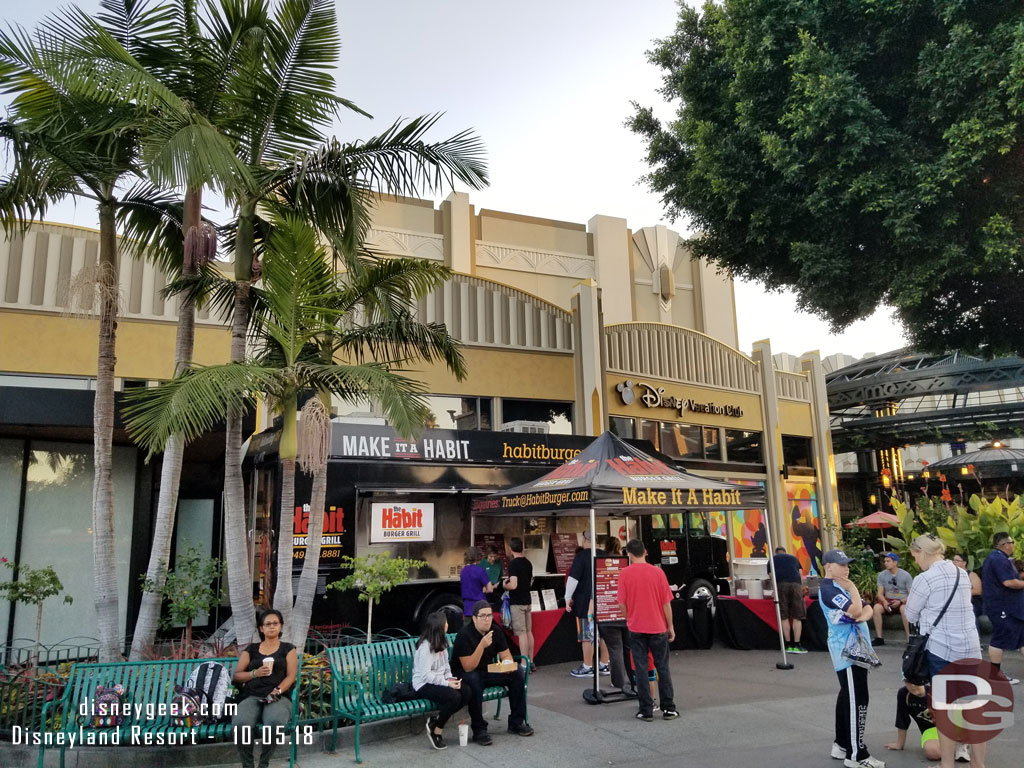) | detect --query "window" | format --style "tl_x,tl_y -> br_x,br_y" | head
782,435 -> 814,468
501,399 -> 572,435
658,423 -> 703,460
639,420 -> 660,450
608,416 -> 635,439
703,427 -> 722,461
725,430 -> 763,464
687,511 -> 709,537
423,395 -> 492,430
